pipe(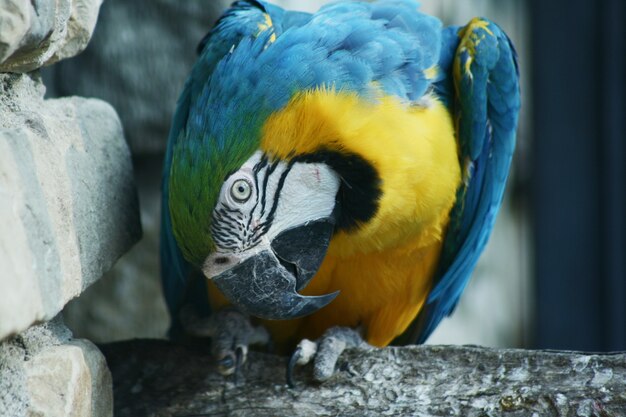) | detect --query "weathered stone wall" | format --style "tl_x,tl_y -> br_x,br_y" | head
0,0 -> 141,415
0,73 -> 140,340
